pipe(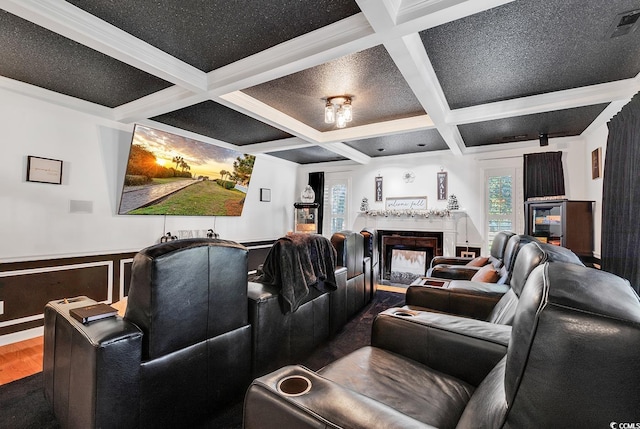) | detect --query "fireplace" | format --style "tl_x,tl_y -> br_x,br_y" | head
377,230 -> 444,284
